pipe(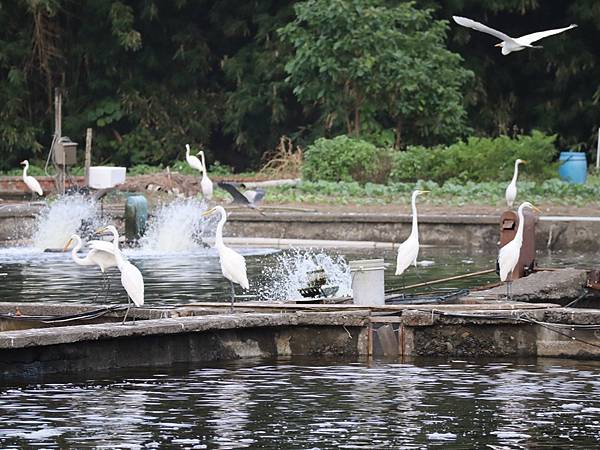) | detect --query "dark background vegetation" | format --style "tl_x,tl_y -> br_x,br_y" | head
0,0 -> 598,172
